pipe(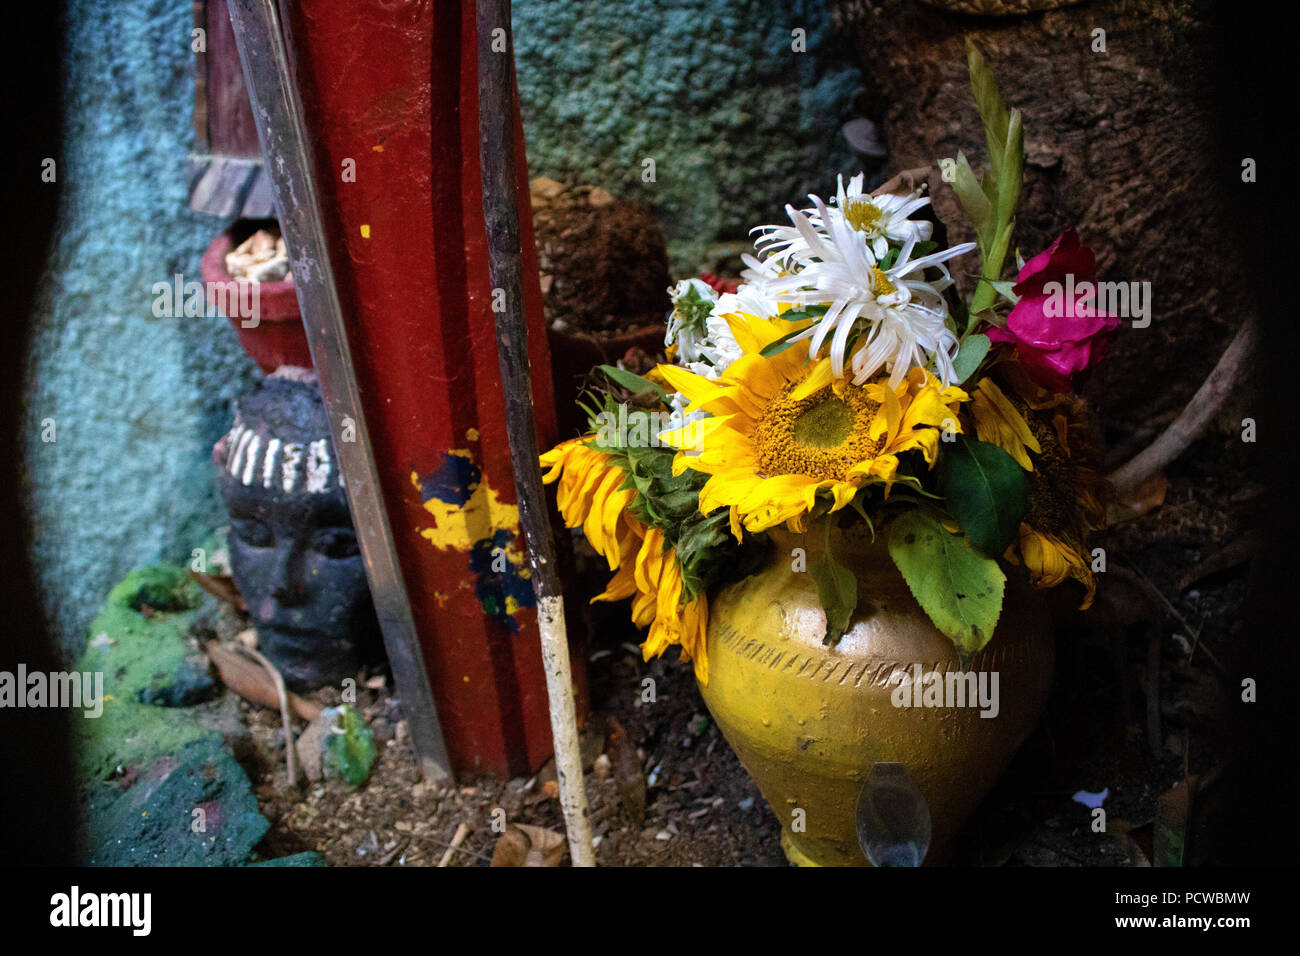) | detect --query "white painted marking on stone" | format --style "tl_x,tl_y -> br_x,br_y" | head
231,427 -> 253,477
262,437 -> 281,489
241,434 -> 261,486
306,438 -> 330,493
281,442 -> 304,493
